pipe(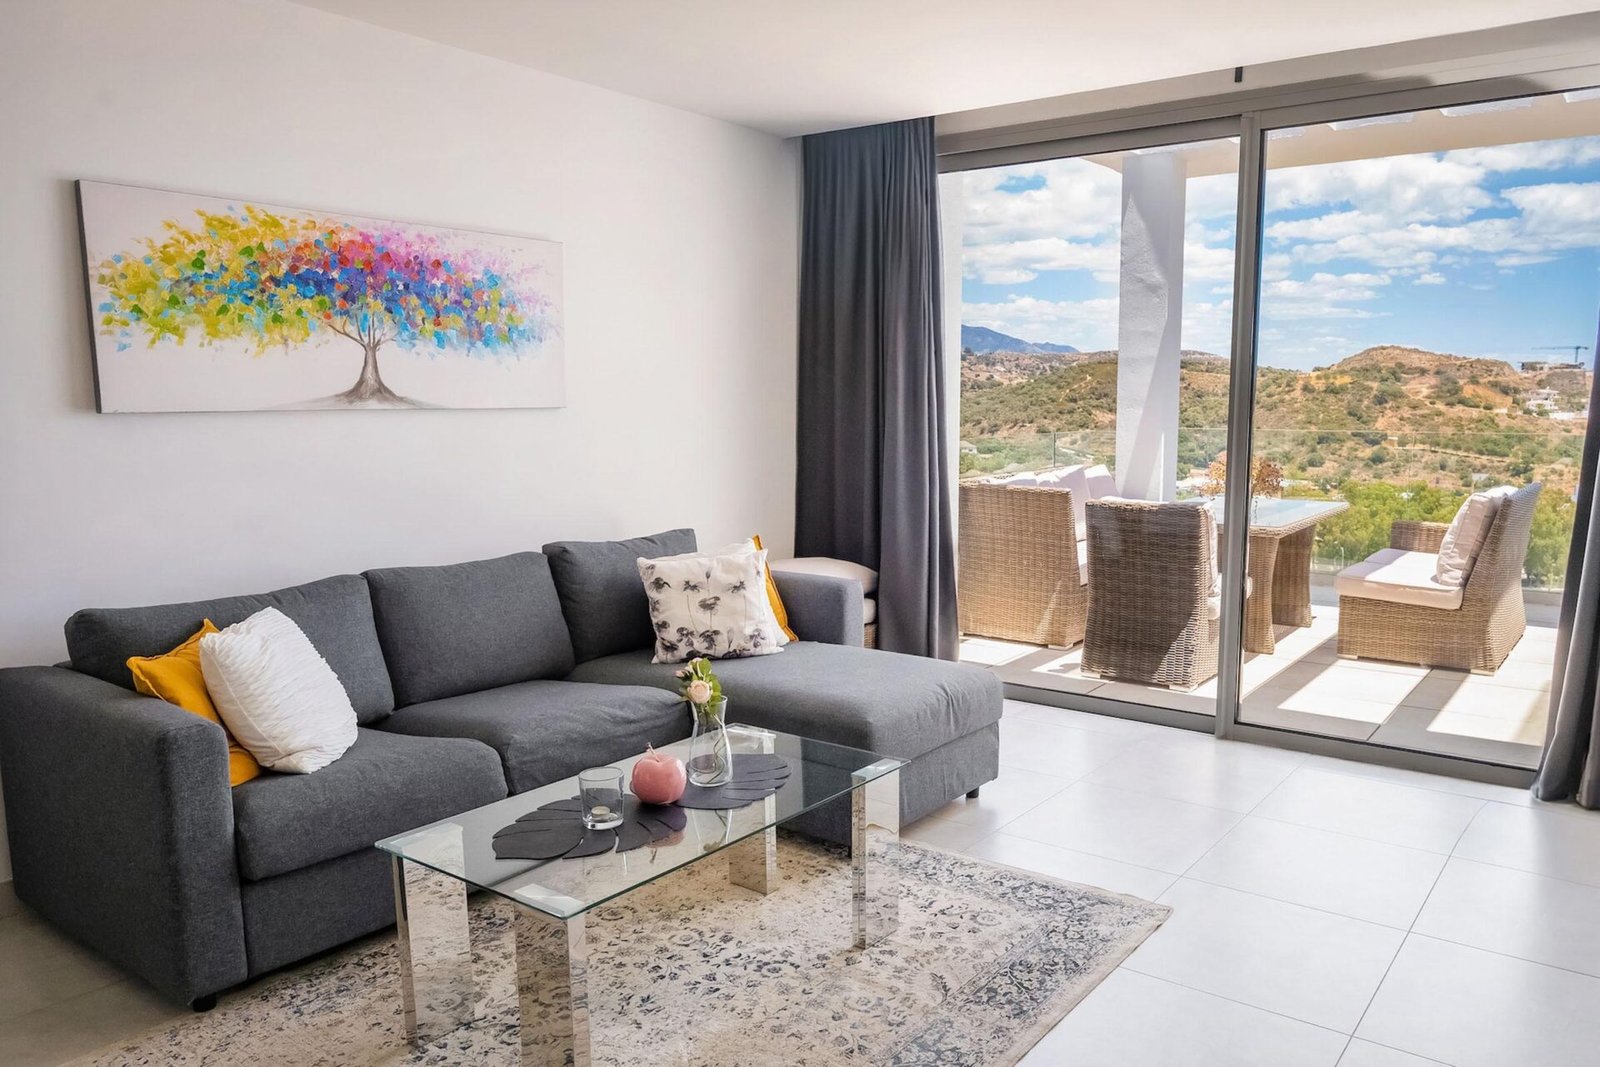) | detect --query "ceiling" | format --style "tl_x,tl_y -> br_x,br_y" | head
295,1 -> 1600,138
